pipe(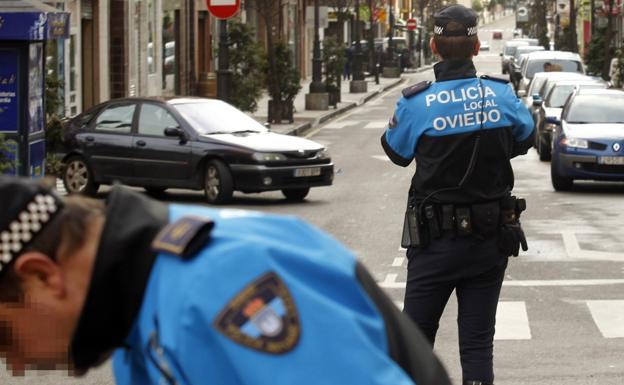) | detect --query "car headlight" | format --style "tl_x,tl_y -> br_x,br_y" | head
561,137 -> 588,149
316,149 -> 330,159
251,152 -> 287,162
